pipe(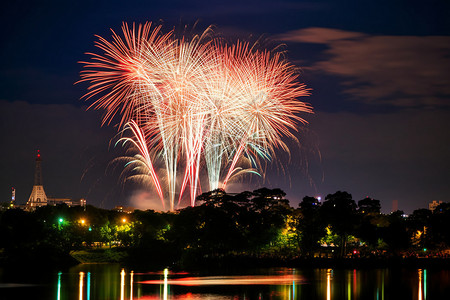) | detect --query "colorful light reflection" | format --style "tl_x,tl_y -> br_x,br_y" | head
57,272 -> 62,300
130,271 -> 134,300
327,269 -> 332,300
49,267 -> 437,299
79,272 -> 84,300
163,268 -> 168,300
141,274 -> 305,286
87,272 -> 91,300
418,269 -> 428,300
424,269 -> 427,300
121,269 -> 125,300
